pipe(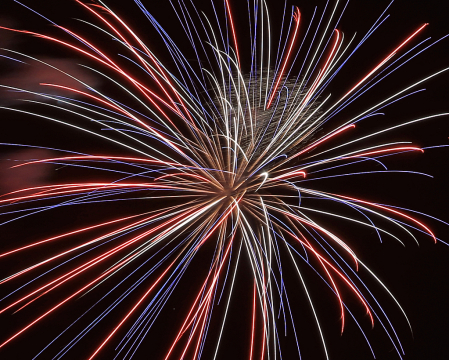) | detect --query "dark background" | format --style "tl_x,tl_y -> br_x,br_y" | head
0,0 -> 448,359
